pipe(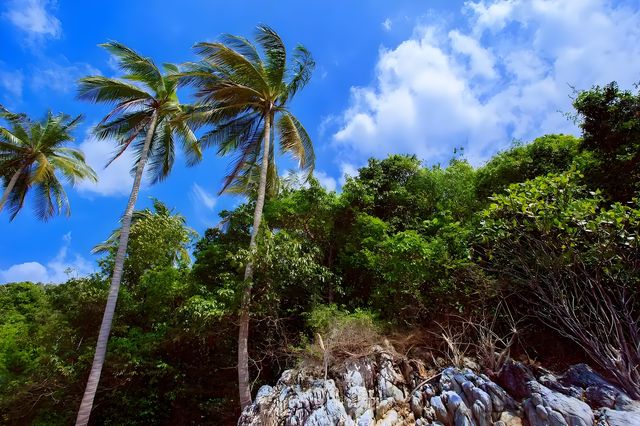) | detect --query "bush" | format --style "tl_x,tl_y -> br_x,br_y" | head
478,171 -> 640,396
300,305 -> 381,372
